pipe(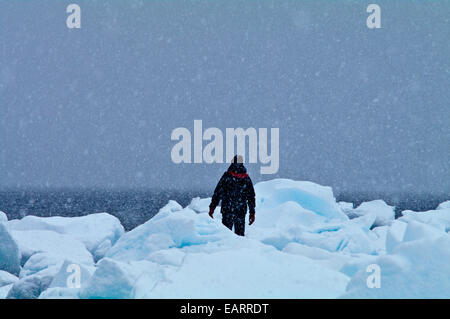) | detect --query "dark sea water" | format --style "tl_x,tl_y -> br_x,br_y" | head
0,189 -> 447,231
0,189 -> 210,231
338,192 -> 449,219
